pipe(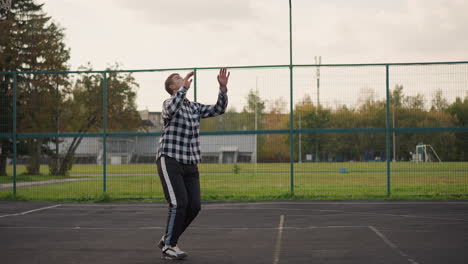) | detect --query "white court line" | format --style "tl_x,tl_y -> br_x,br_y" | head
59,204 -> 167,207
273,215 -> 285,264
368,226 -> 419,264
53,206 -> 341,212
54,204 -> 468,221
41,206 -> 468,222
354,212 -> 466,221
0,204 -> 62,218
0,226 -> 165,230
286,211 -> 467,221
303,225 -> 367,229
0,225 -> 368,230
